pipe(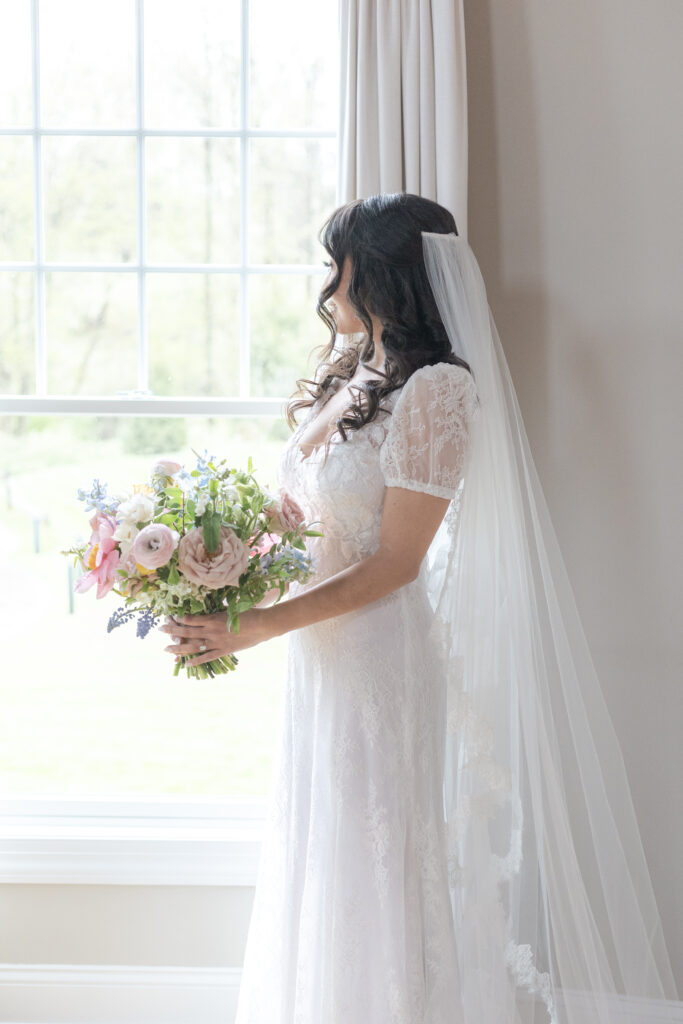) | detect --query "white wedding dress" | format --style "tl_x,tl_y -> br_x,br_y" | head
235,361 -> 480,1024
